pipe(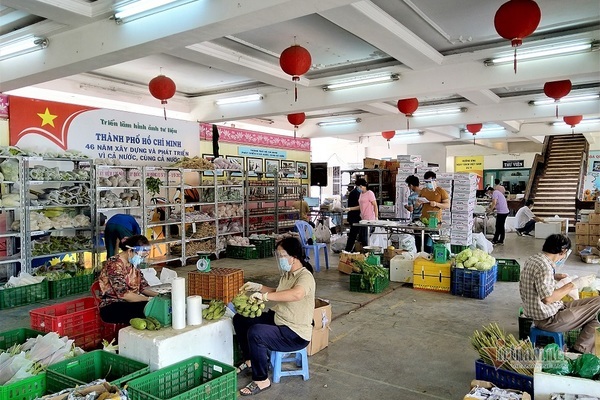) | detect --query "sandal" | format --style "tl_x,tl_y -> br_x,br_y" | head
236,362 -> 251,374
240,381 -> 271,396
